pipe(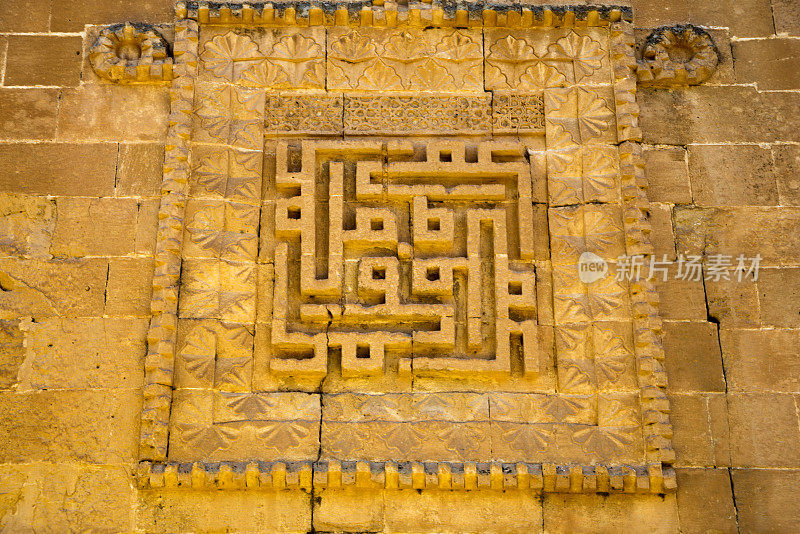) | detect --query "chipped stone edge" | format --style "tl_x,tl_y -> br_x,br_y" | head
137,4 -> 677,495
177,0 -> 632,27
